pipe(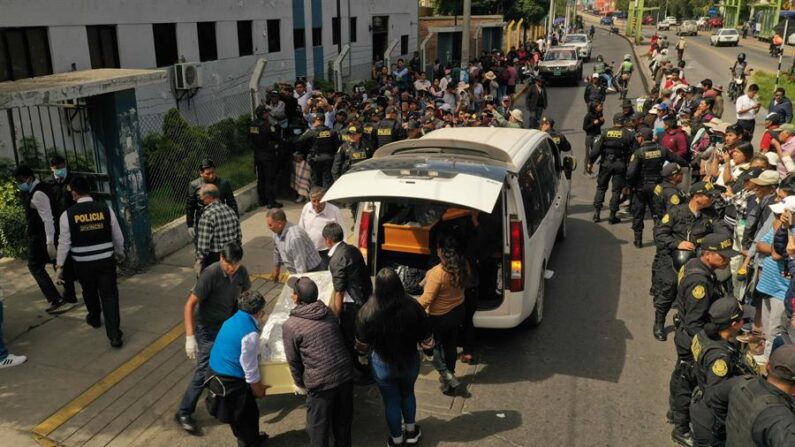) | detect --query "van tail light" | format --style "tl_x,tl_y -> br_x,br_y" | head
510,221 -> 524,292
359,209 -> 372,261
